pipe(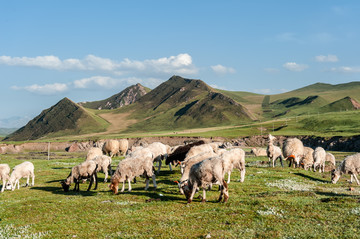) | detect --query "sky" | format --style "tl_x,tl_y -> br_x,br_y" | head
1,1 -> 360,128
